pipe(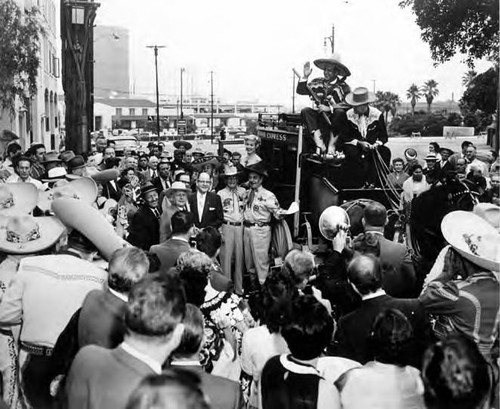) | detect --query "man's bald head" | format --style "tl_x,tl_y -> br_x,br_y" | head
347,255 -> 382,295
